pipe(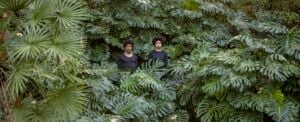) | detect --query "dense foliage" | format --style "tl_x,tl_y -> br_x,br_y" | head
0,0 -> 299,121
